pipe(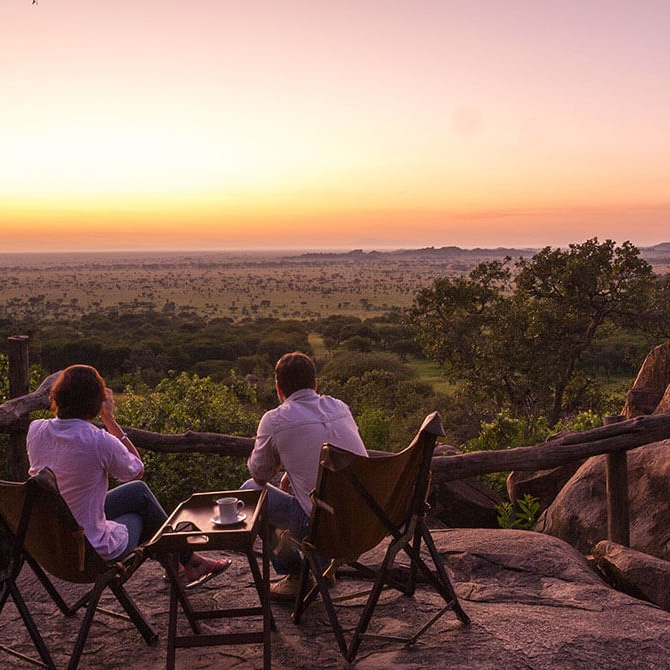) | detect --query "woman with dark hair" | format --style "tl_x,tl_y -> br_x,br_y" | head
26,364 -> 230,588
